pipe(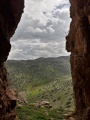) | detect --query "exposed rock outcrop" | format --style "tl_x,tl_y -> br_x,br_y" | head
31,100 -> 52,108
0,0 -> 24,119
66,0 -> 90,119
18,91 -> 28,104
